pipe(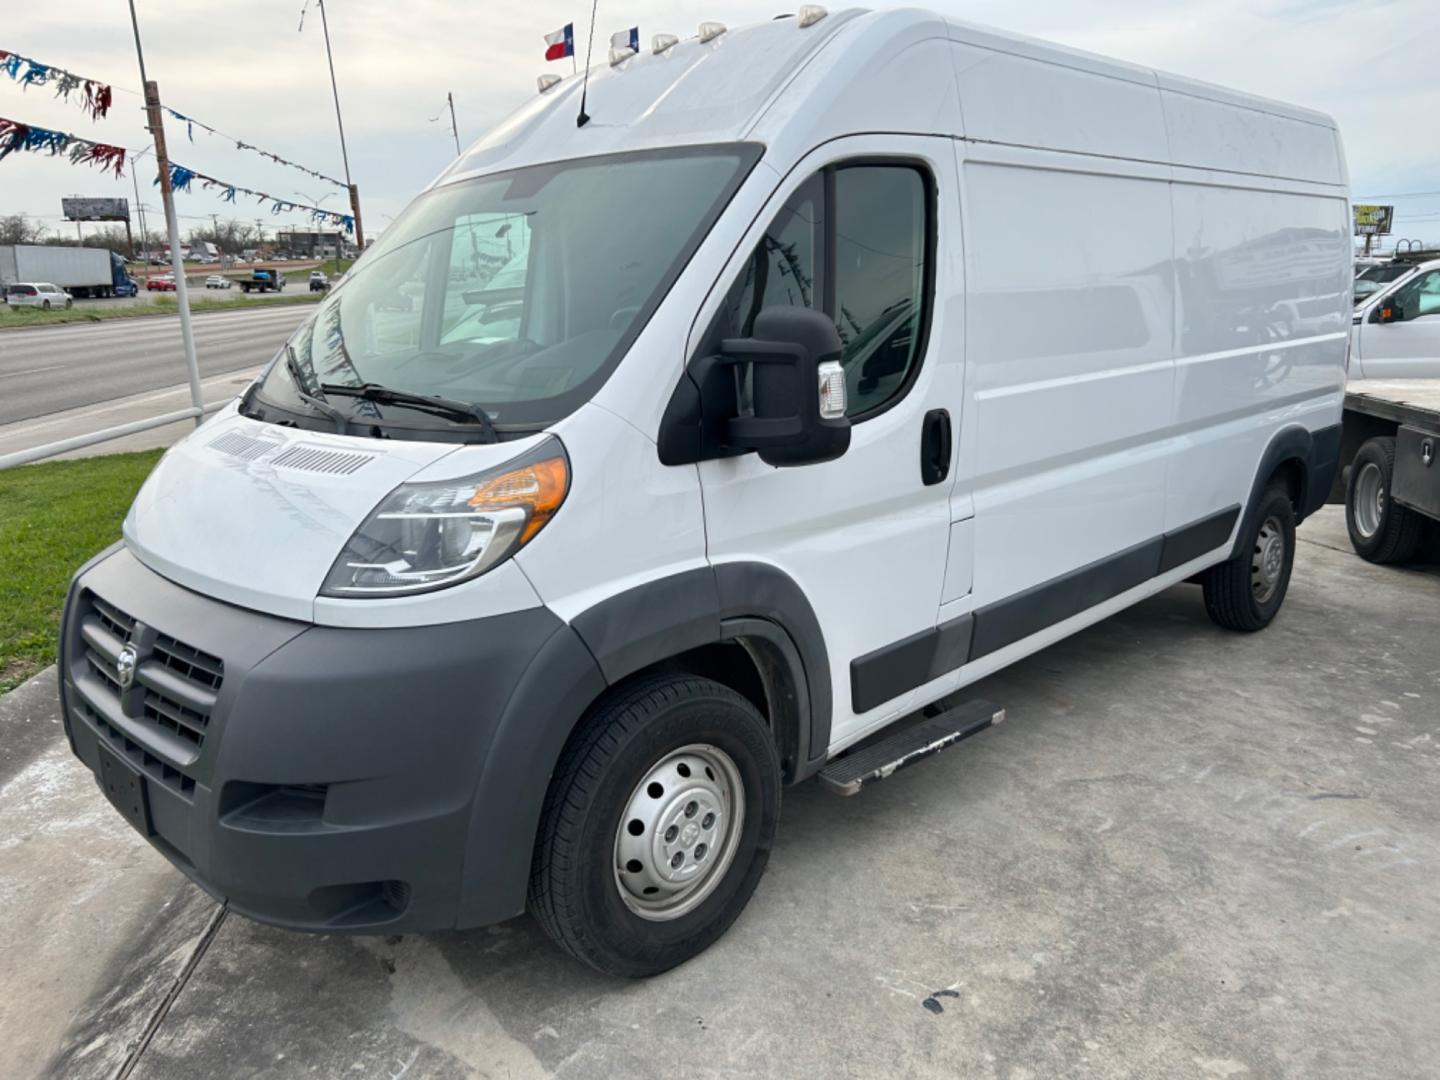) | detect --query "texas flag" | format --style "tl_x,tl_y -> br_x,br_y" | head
610,27 -> 640,54
544,24 -> 574,61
